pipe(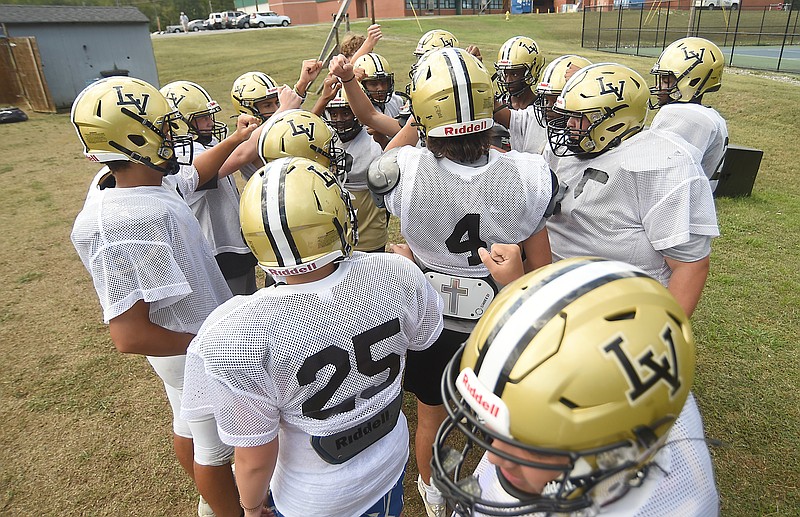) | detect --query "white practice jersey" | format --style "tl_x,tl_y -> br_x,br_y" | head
387,147 -> 554,278
650,103 -> 728,188
379,93 -> 404,119
183,141 -> 252,257
509,104 -> 548,155
181,252 -> 443,517
469,394 -> 719,517
71,166 -> 232,329
342,127 -> 383,191
547,130 -> 719,285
